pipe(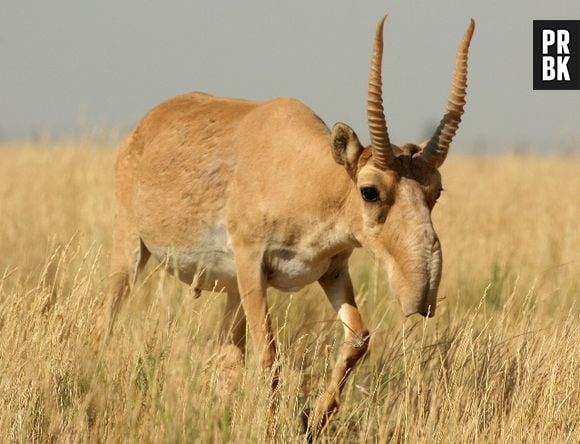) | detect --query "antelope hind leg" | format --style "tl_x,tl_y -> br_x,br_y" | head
97,218 -> 150,347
